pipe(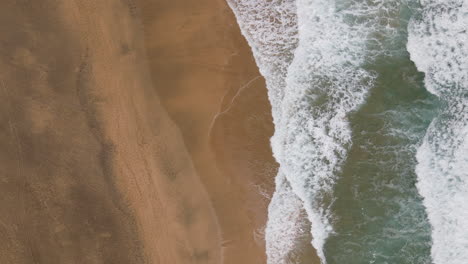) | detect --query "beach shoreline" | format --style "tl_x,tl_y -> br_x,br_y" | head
0,0 -> 277,263
136,0 -> 278,263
